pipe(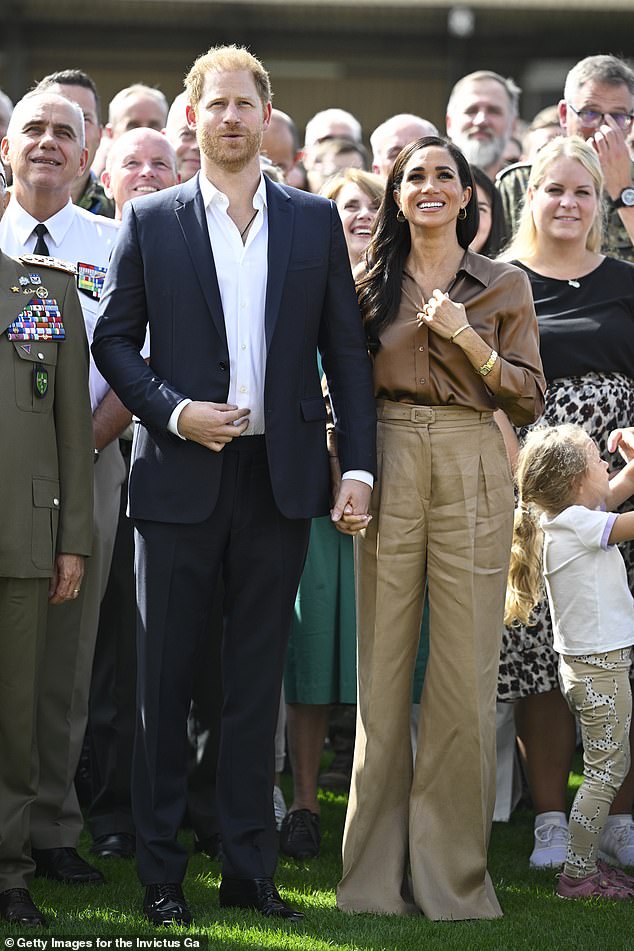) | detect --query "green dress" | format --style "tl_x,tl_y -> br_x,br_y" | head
284,516 -> 357,704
